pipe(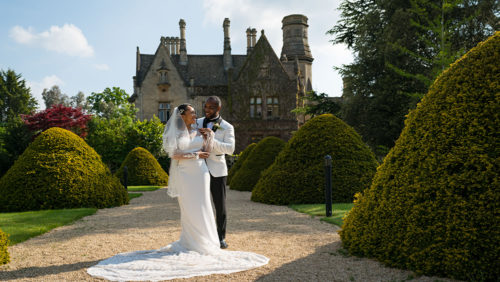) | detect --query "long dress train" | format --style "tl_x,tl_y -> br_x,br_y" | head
87,134 -> 269,281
